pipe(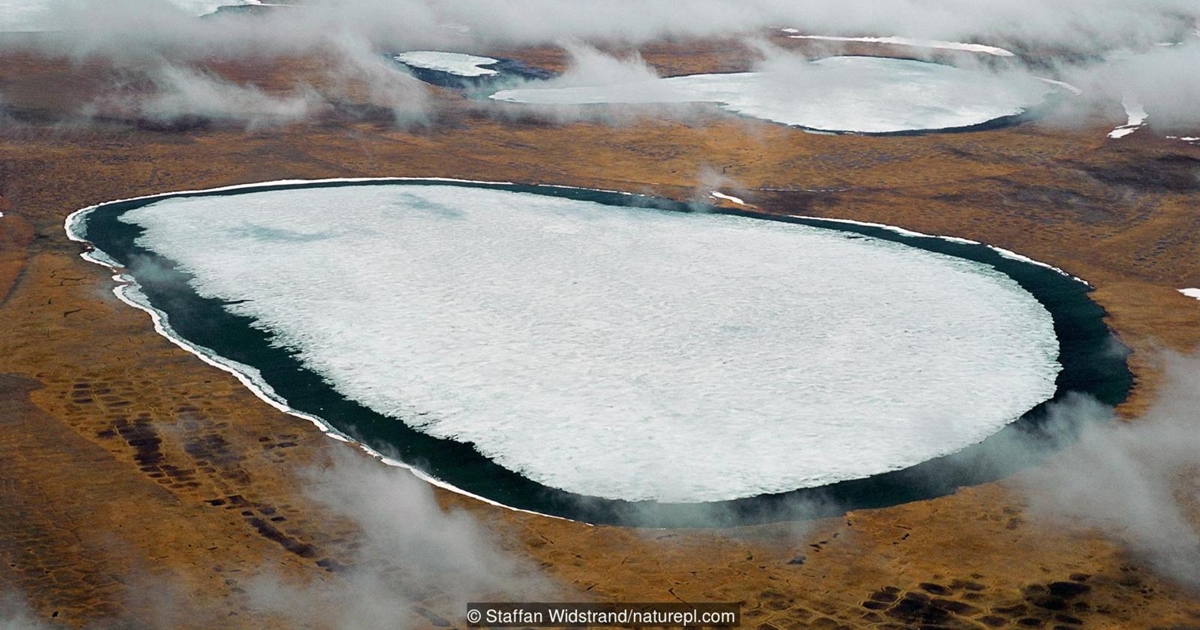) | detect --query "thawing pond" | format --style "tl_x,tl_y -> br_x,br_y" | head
69,180 -> 1130,526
